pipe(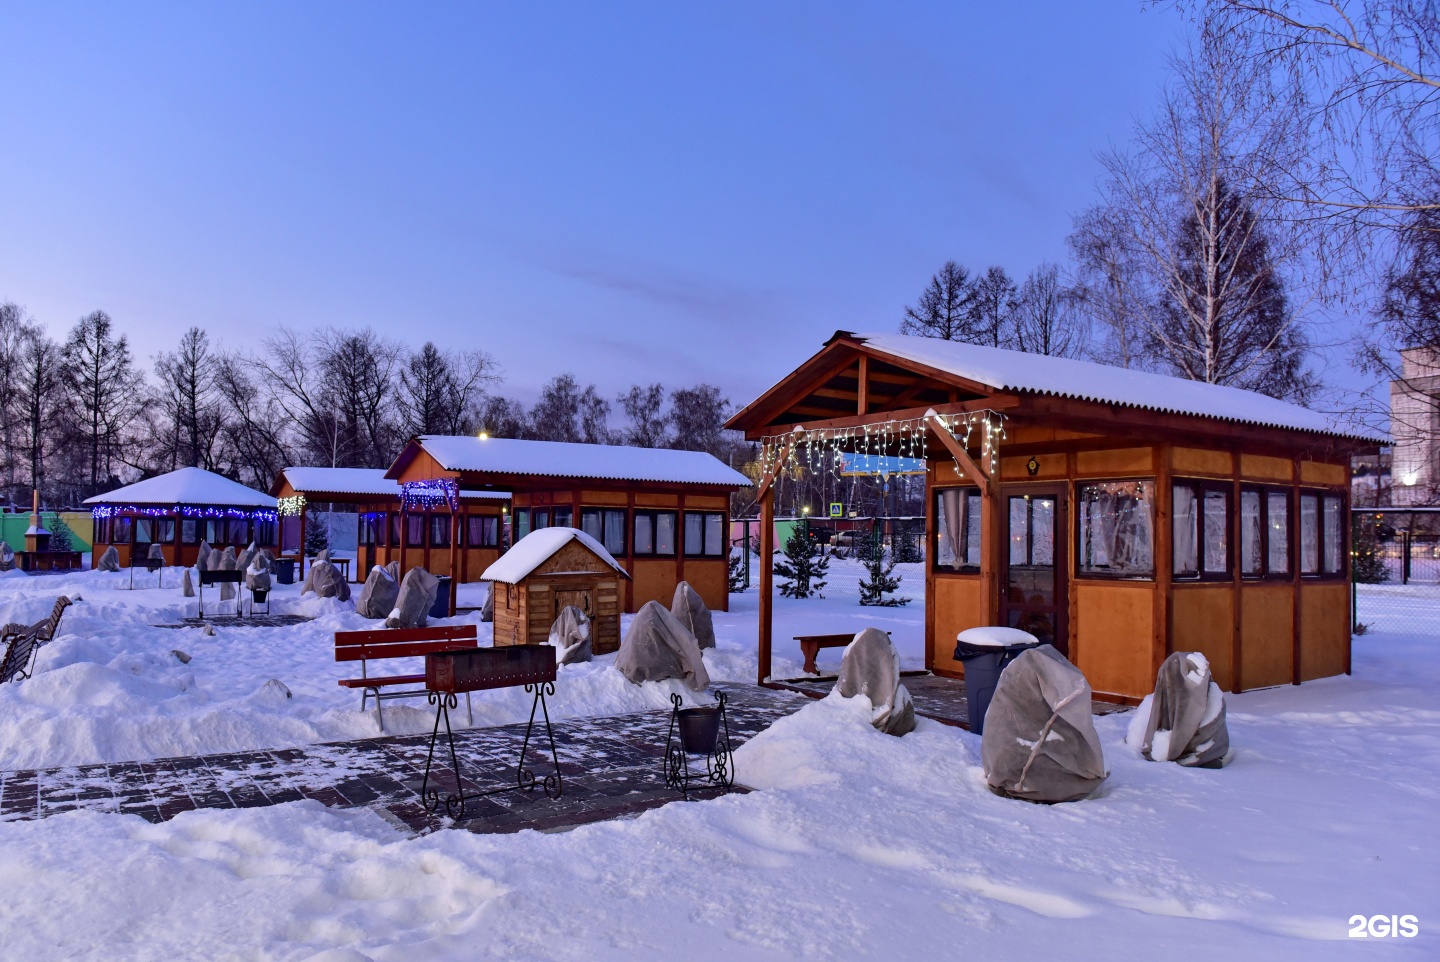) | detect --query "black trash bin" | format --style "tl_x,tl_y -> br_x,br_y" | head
953,628 -> 1042,735
273,558 -> 296,585
430,576 -> 453,620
